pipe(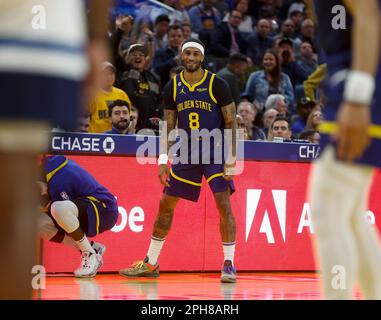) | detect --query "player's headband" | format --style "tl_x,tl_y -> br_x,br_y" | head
181,42 -> 204,56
